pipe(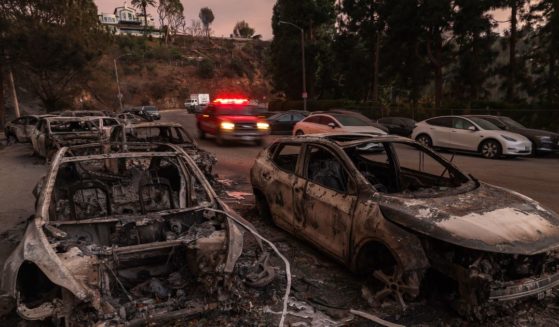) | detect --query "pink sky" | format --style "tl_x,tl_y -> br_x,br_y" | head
94,0 -> 511,40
